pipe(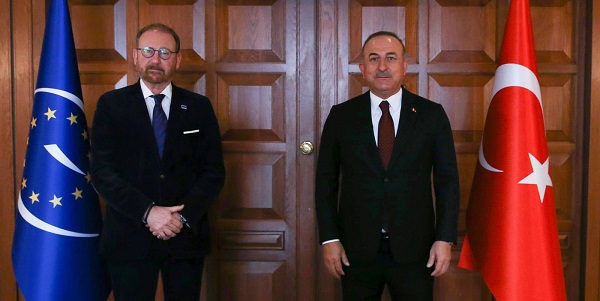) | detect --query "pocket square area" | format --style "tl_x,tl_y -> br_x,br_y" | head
183,129 -> 200,134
